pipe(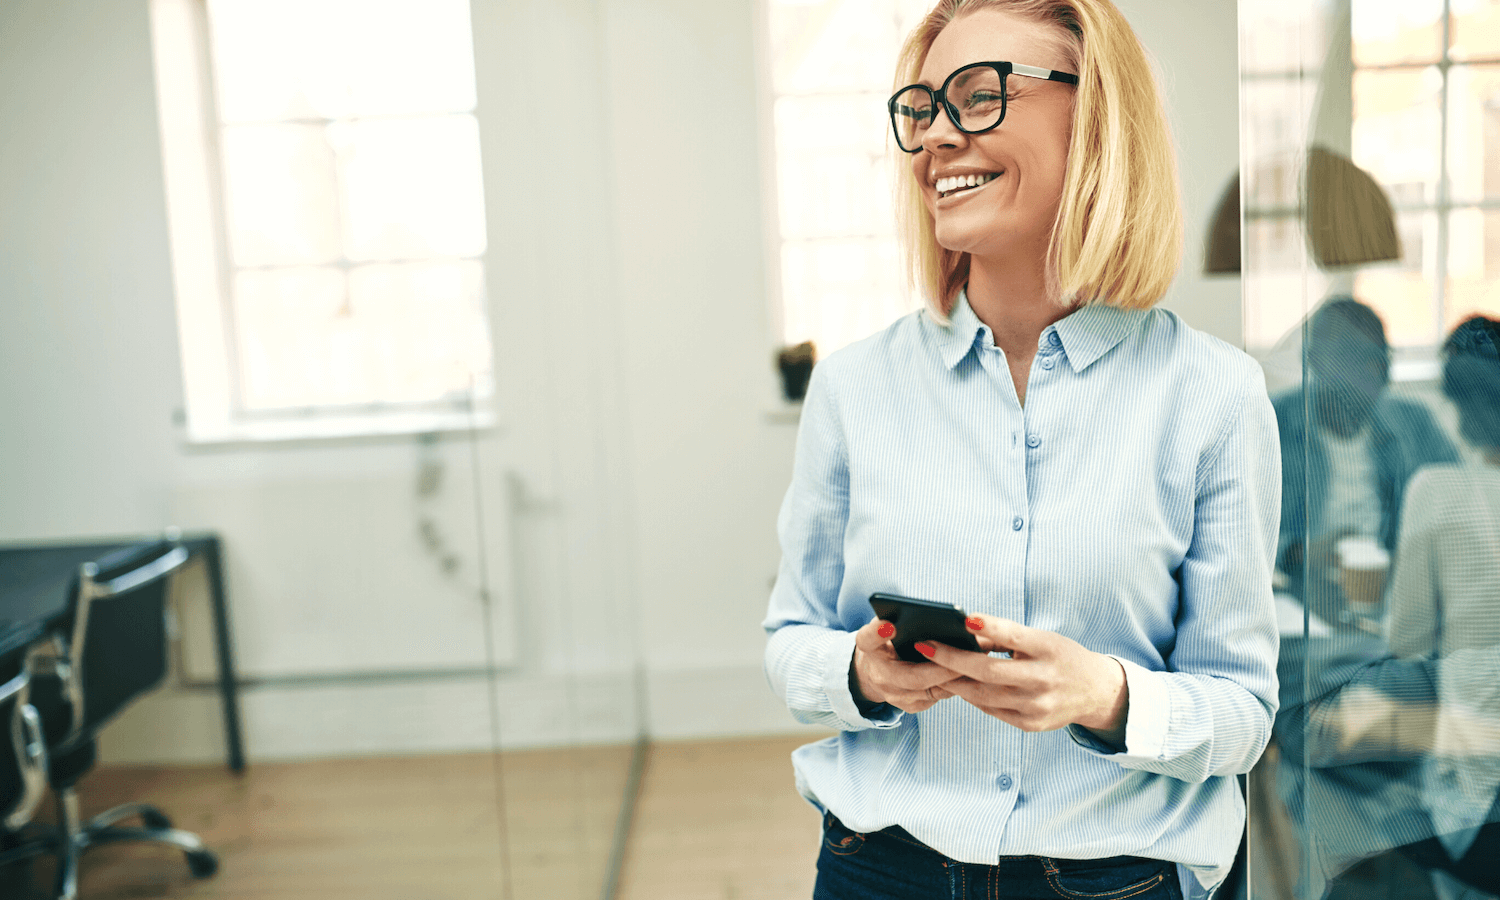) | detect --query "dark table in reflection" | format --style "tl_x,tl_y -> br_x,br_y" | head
0,533 -> 244,771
